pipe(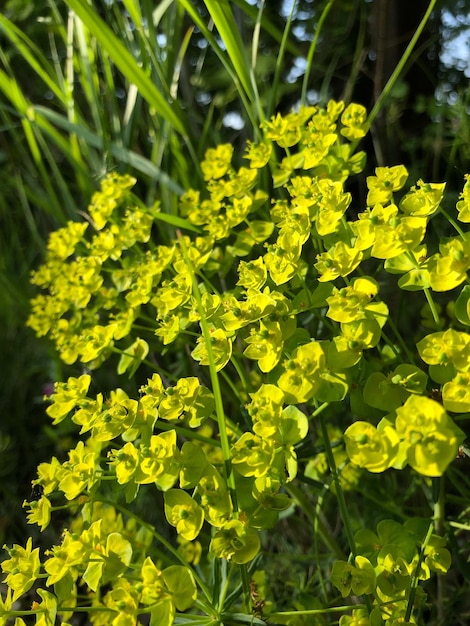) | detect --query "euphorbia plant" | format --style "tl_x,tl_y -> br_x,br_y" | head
2,101 -> 470,625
